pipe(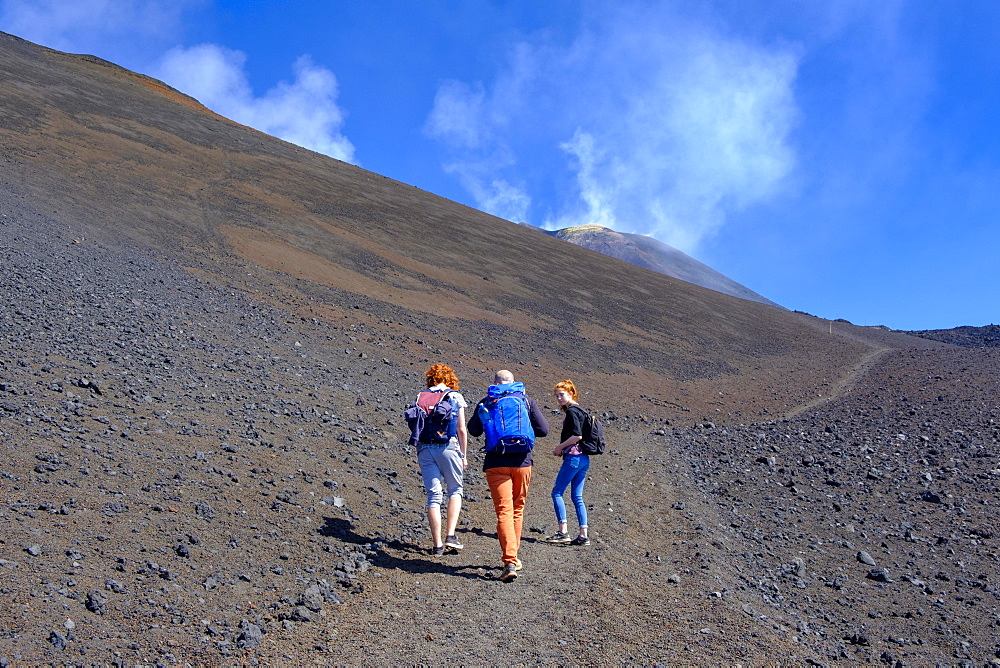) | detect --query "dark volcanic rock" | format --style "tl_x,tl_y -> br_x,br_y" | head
236,621 -> 263,650
906,324 -> 1000,348
0,30 -> 992,667
85,590 -> 109,614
